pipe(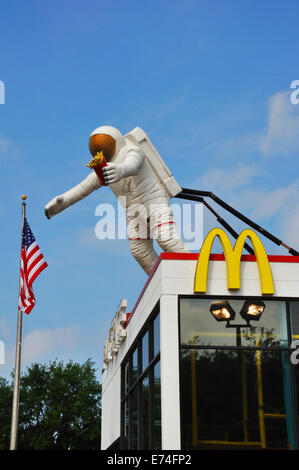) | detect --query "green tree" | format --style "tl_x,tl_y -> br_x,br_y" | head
0,377 -> 13,450
0,359 -> 102,450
